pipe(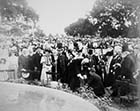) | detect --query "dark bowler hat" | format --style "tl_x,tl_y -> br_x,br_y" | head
44,49 -> 52,53
57,42 -> 63,49
35,46 -> 42,50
